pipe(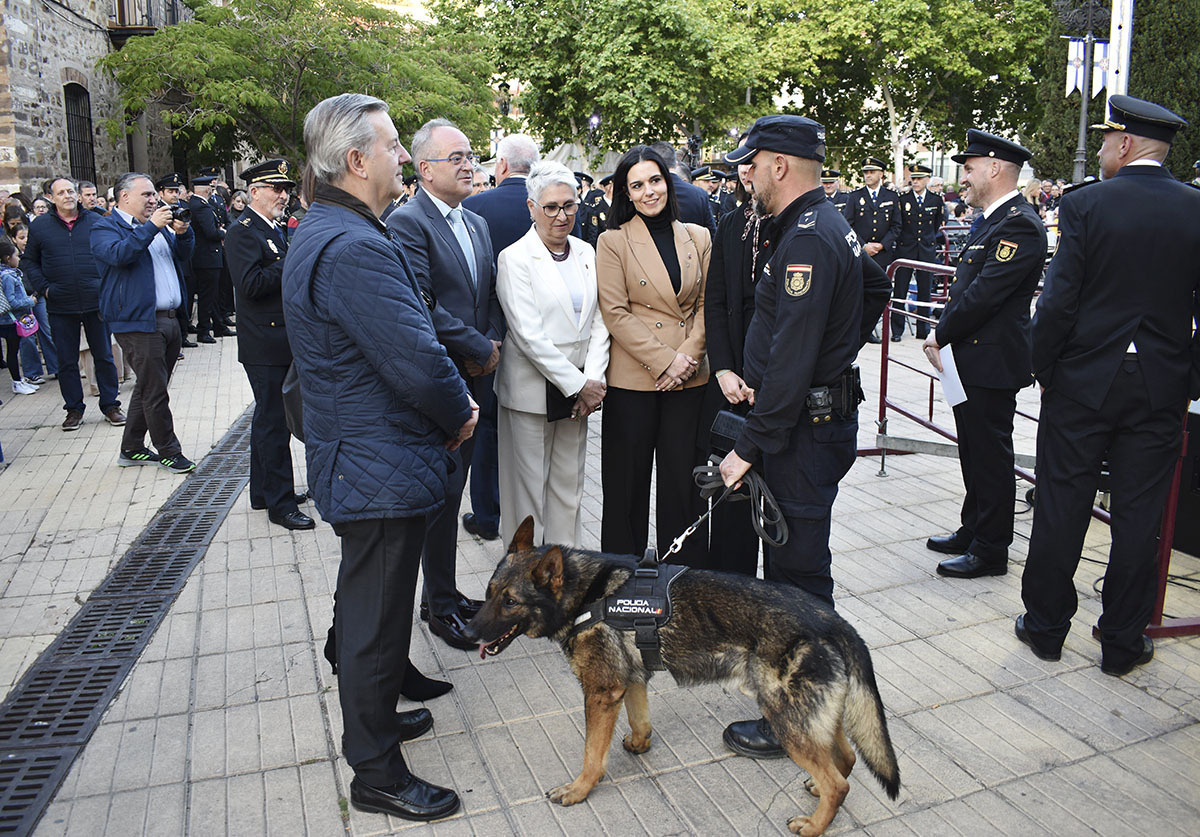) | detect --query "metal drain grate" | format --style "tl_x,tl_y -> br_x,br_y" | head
0,405 -> 254,835
90,547 -> 205,599
47,598 -> 172,660
0,748 -> 79,835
